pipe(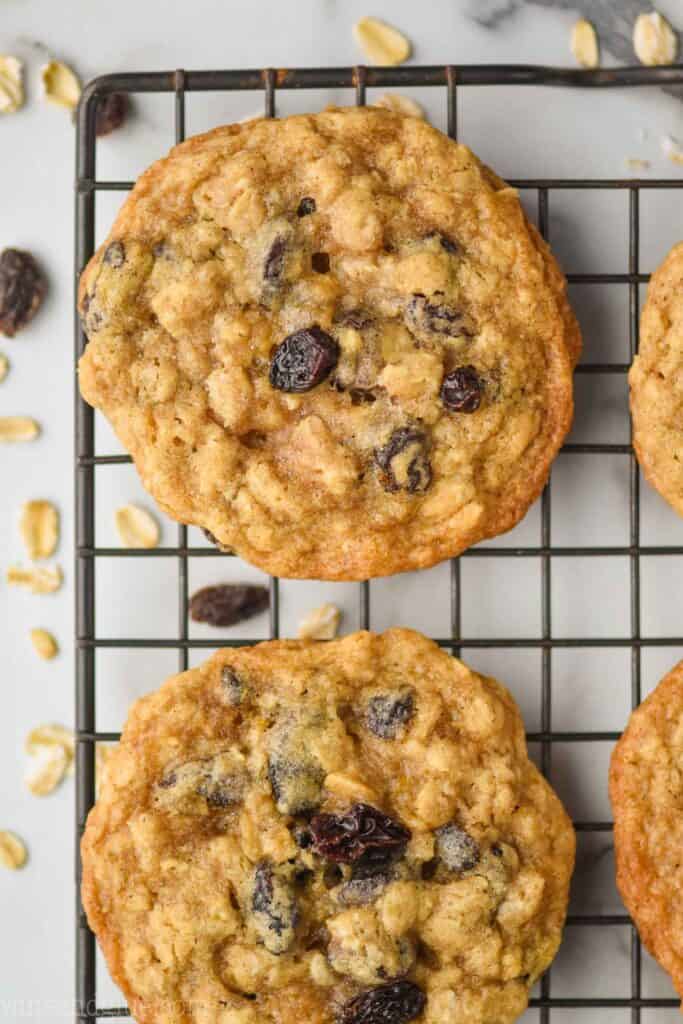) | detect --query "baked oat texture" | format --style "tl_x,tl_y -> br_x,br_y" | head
81,628 -> 575,1024
78,107 -> 580,580
630,241 -> 683,517
610,658 -> 683,1001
